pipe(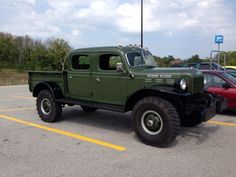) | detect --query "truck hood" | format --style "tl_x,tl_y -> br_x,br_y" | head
131,66 -> 202,76
130,67 -> 204,94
